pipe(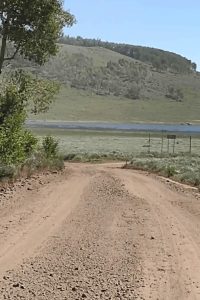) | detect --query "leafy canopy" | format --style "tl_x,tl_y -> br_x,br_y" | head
0,0 -> 75,72
0,70 -> 60,120
0,70 -> 59,164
